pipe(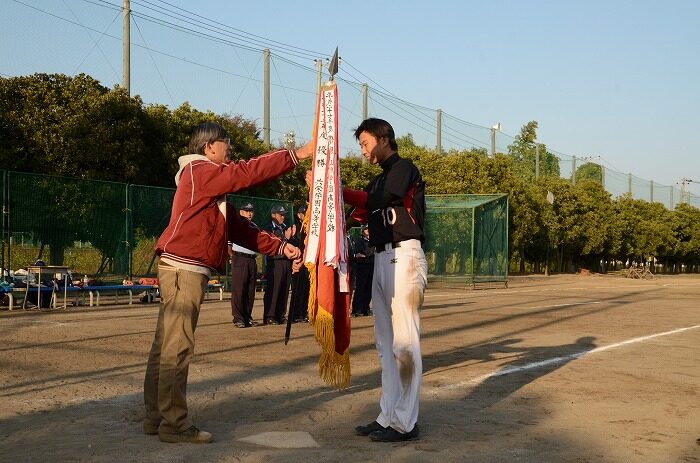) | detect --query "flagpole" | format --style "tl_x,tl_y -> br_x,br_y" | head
284,273 -> 301,345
